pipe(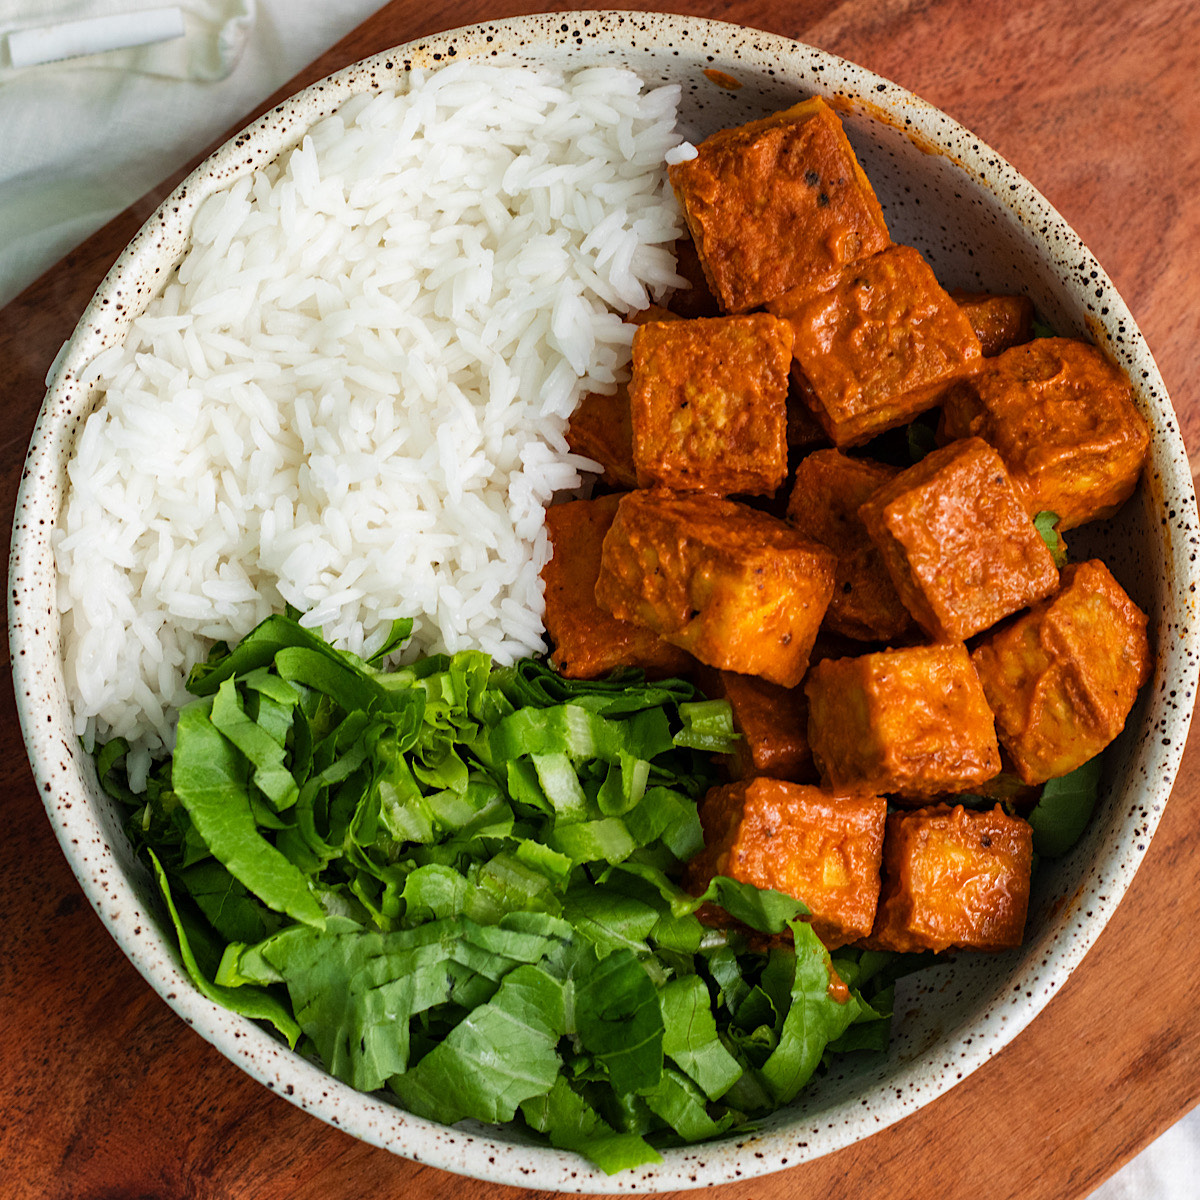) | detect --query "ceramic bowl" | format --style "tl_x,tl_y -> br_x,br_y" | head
10,10 -> 1199,1192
